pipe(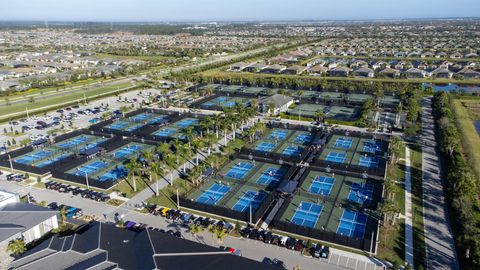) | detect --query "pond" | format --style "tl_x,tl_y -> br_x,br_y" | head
475,120 -> 480,135
422,83 -> 480,93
